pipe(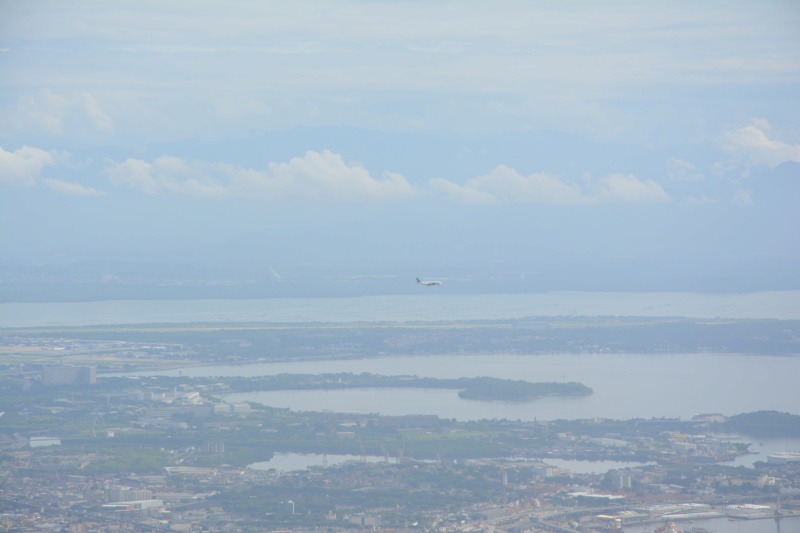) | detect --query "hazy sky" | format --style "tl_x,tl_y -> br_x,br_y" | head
1,1 -> 799,294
